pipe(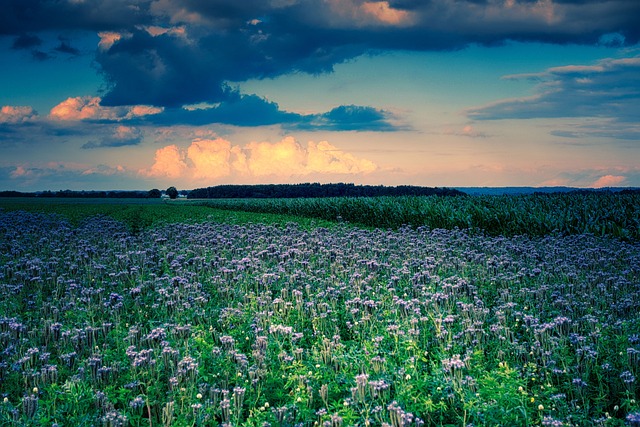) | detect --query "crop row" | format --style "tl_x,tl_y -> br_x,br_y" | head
190,193 -> 640,240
